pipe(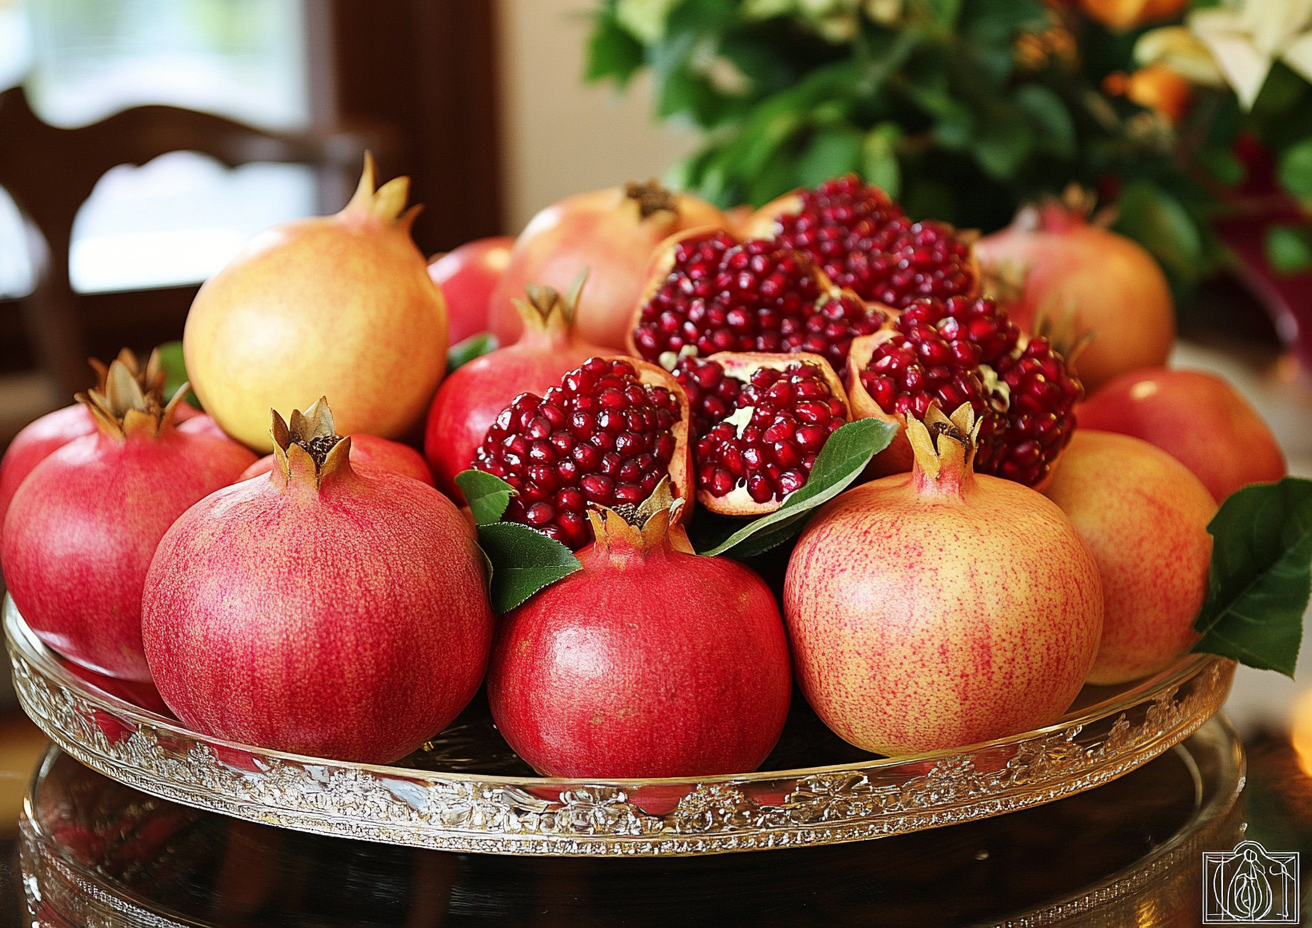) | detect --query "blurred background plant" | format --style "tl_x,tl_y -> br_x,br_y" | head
585,0 -> 1312,343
